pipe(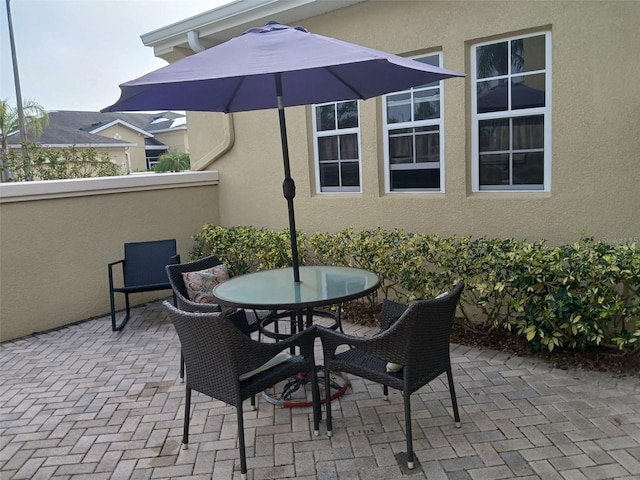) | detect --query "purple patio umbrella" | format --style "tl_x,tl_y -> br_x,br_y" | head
103,22 -> 464,283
